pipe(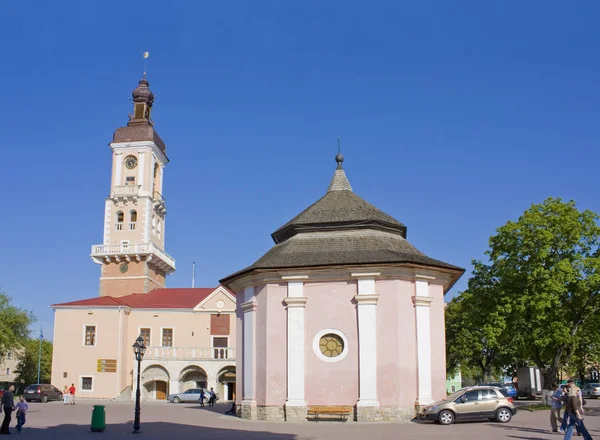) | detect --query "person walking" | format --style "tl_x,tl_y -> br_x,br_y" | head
68,383 -> 76,405
550,383 -> 564,433
208,388 -> 216,407
562,387 -> 593,440
14,396 -> 28,433
0,384 -> 15,435
63,386 -> 69,405
561,381 -> 583,434
199,389 -> 205,408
